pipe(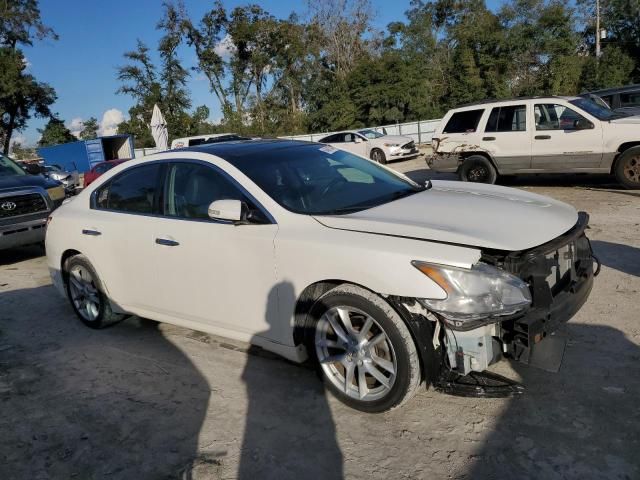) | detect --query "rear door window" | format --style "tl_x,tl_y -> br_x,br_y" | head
443,109 -> 484,133
95,164 -> 162,214
485,105 -> 527,132
620,91 -> 640,107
